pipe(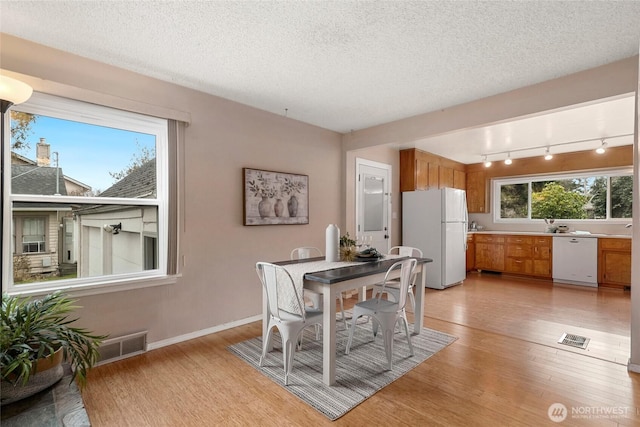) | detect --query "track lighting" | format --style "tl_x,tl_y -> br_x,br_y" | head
504,153 -> 512,165
595,139 -> 607,154
544,147 -> 553,161
483,155 -> 492,168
